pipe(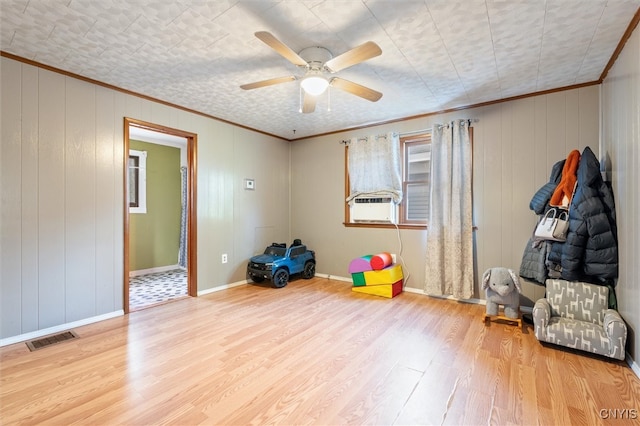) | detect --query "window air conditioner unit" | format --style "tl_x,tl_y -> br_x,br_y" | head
351,196 -> 396,223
